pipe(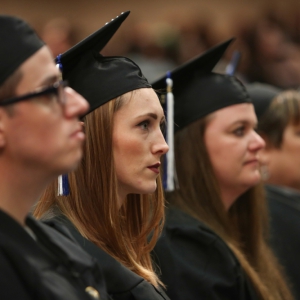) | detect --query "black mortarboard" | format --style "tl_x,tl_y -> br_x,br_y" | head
246,82 -> 281,120
57,11 -> 151,114
152,39 -> 251,132
0,15 -> 44,86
